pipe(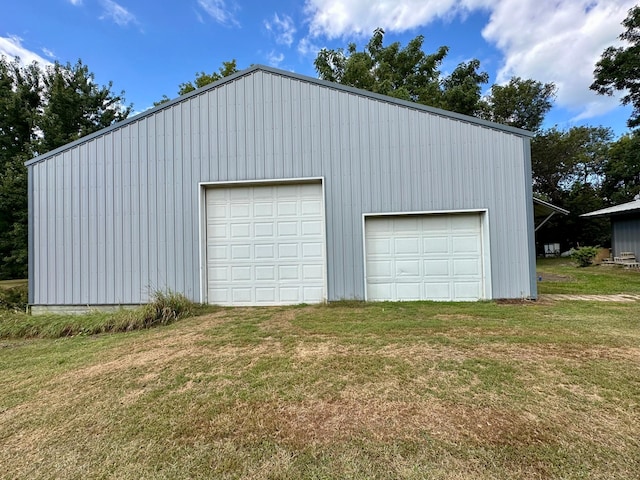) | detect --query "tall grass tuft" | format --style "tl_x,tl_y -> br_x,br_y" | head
0,289 -> 197,339
138,290 -> 194,328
